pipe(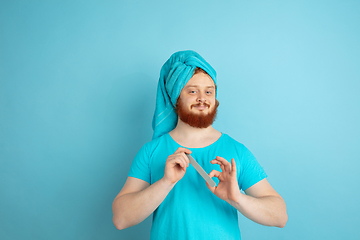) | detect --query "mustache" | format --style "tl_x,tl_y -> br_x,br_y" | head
191,102 -> 210,108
